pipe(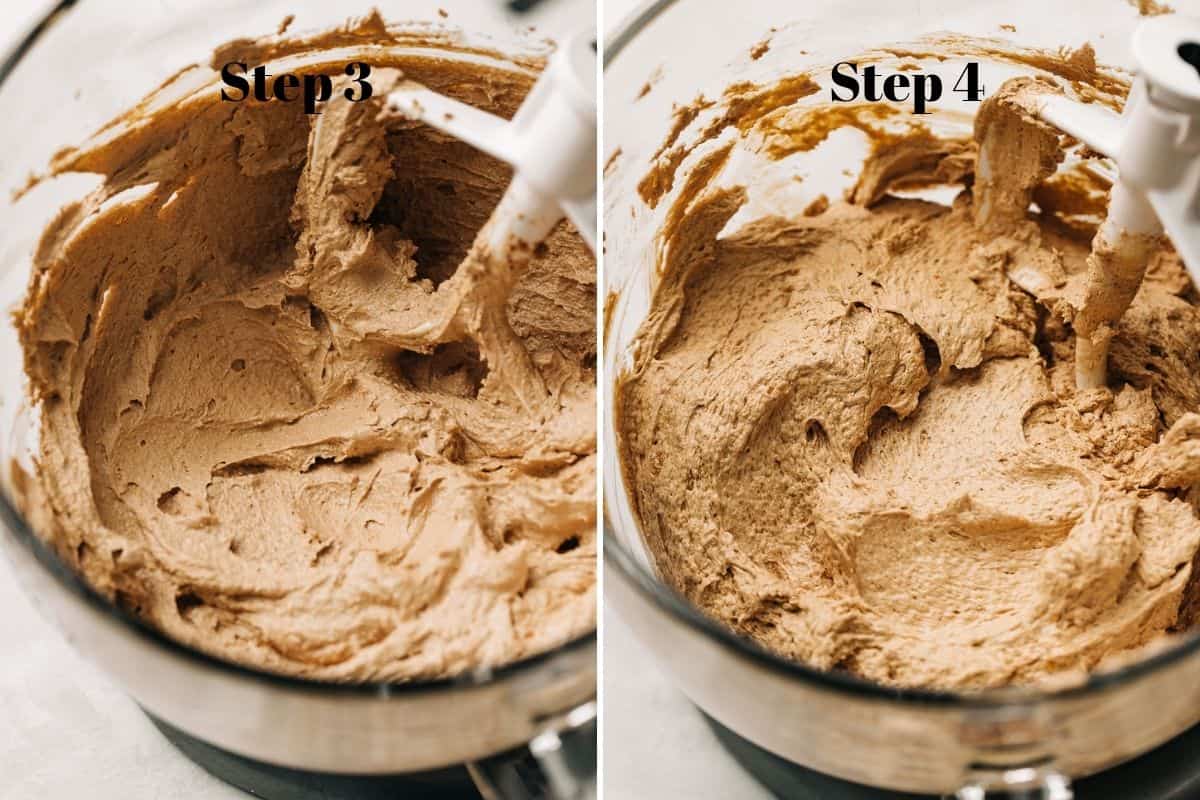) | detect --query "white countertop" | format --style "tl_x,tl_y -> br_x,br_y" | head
601,606 -> 773,800
0,556 -> 244,799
